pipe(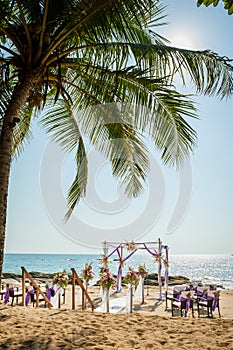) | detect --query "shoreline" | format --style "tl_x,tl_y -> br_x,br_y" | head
1,271 -> 228,289
3,253 -> 233,291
